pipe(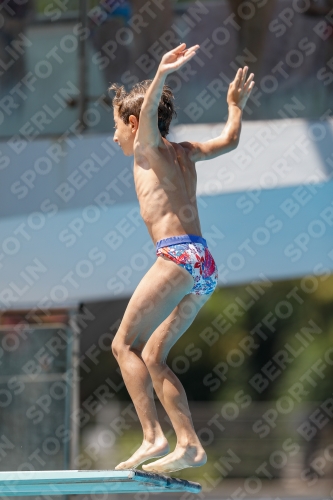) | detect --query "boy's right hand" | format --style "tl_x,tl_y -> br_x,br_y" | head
227,67 -> 255,110
158,43 -> 200,76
